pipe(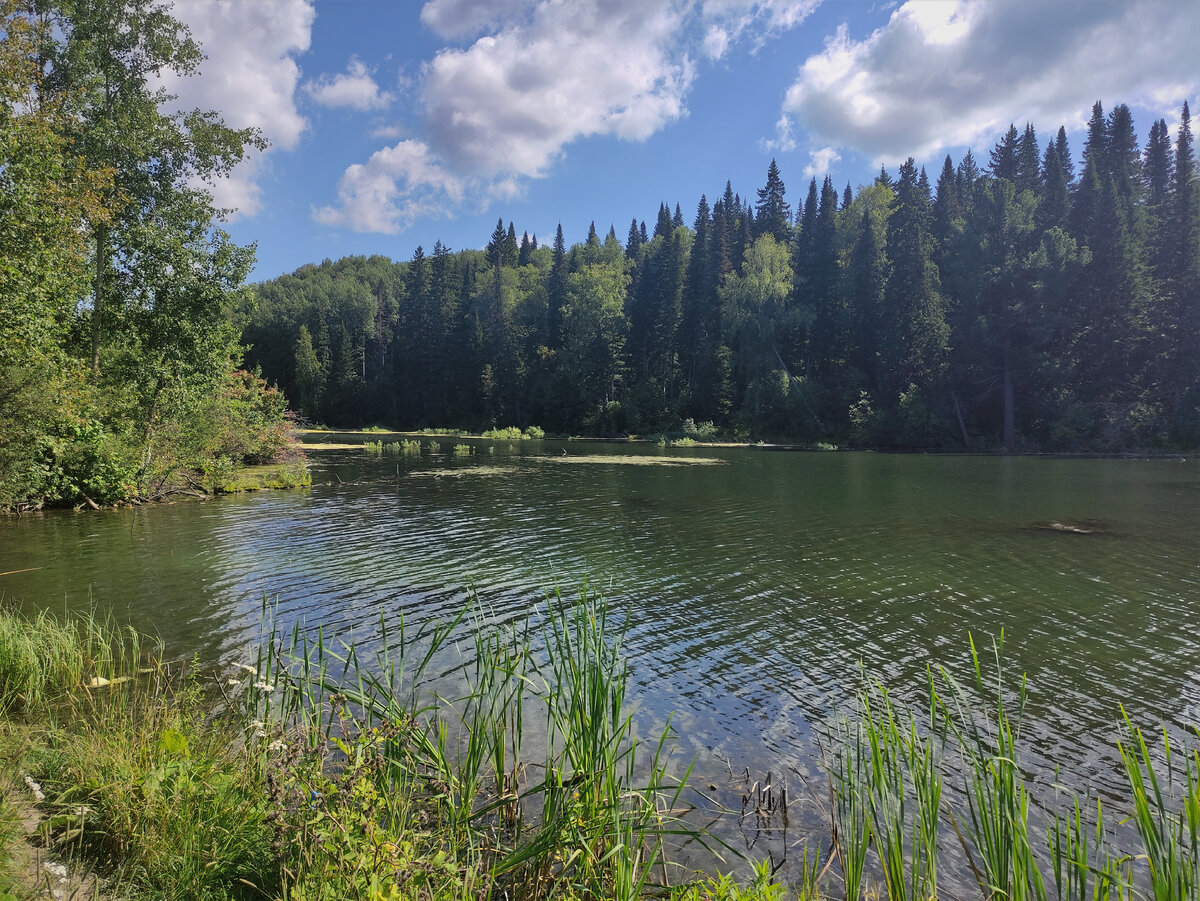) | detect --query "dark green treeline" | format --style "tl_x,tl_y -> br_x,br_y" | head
246,100 -> 1200,450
